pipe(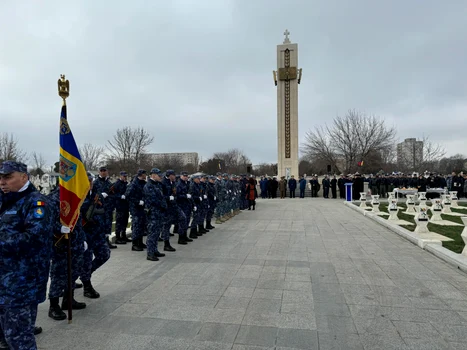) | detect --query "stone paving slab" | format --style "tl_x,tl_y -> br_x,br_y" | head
36,198 -> 467,349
